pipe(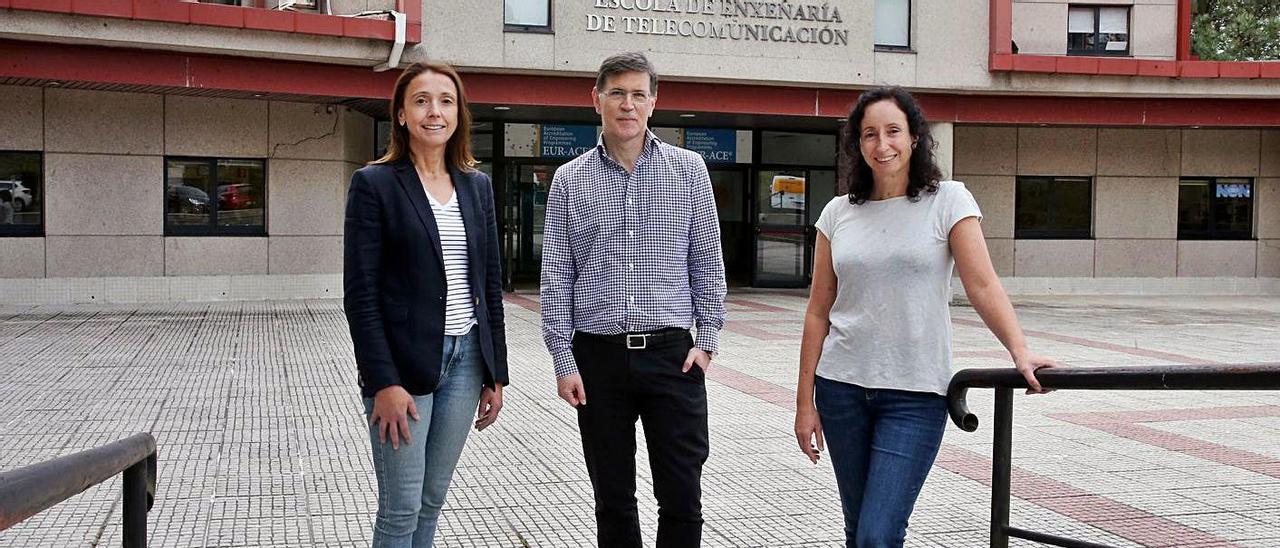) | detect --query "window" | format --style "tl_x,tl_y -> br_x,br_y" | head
1015,176 -> 1092,239
1178,178 -> 1253,240
874,0 -> 910,49
165,158 -> 267,236
505,0 -> 551,32
1068,5 -> 1129,56
0,151 -> 43,237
